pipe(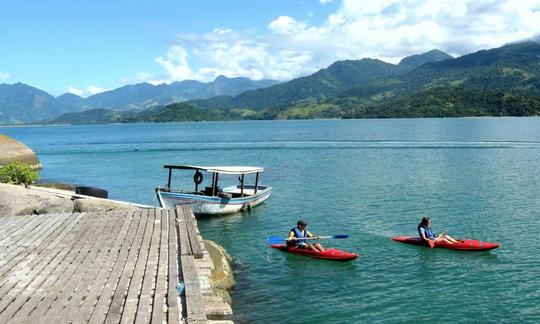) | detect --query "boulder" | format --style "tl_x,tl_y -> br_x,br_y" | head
0,183 -> 139,217
73,196 -> 139,213
204,239 -> 235,304
0,134 -> 41,169
0,183 -> 73,216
